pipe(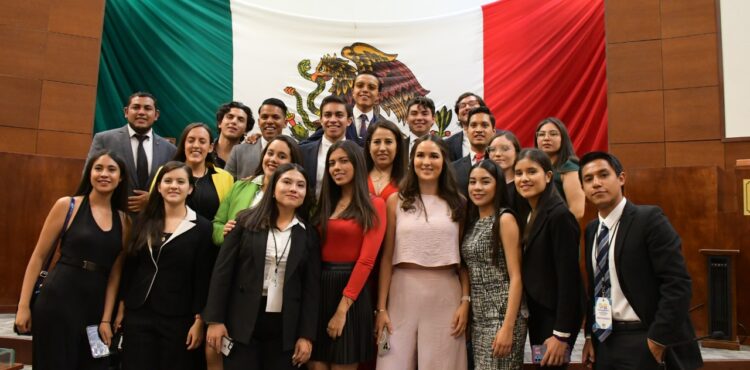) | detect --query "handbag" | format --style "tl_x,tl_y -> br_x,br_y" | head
14,197 -> 75,335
